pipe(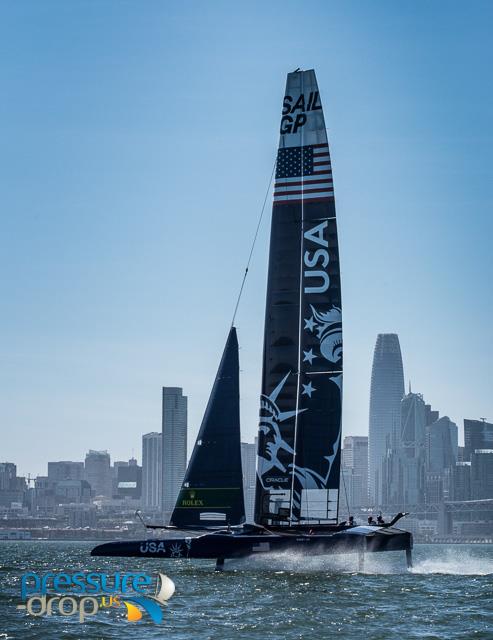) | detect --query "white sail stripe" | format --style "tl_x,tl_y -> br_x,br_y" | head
274,182 -> 333,191
310,163 -> 331,171
274,173 -> 332,185
273,191 -> 333,199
